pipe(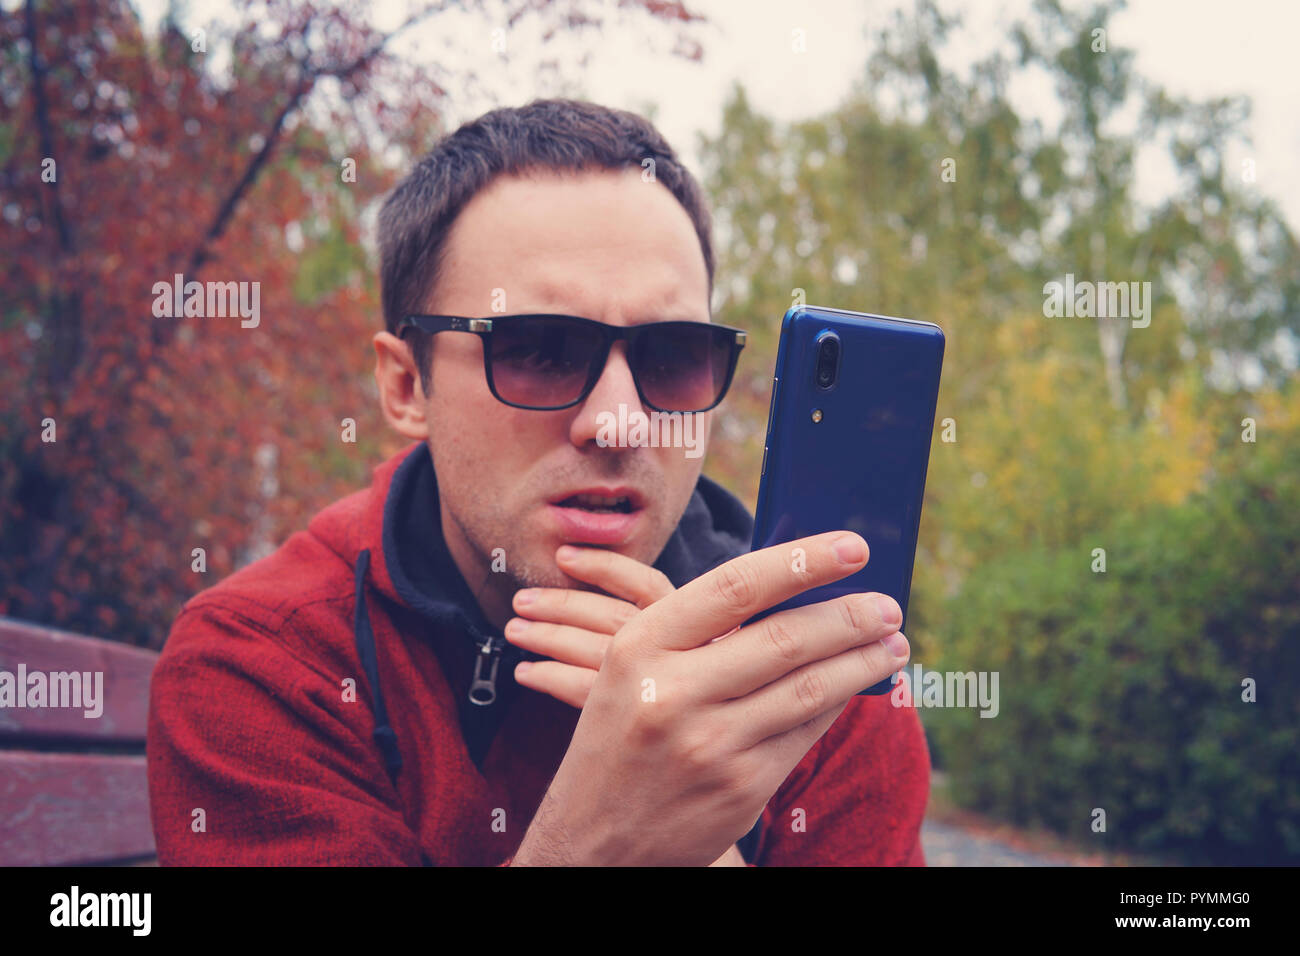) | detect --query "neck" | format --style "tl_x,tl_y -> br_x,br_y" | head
437,497 -> 514,632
